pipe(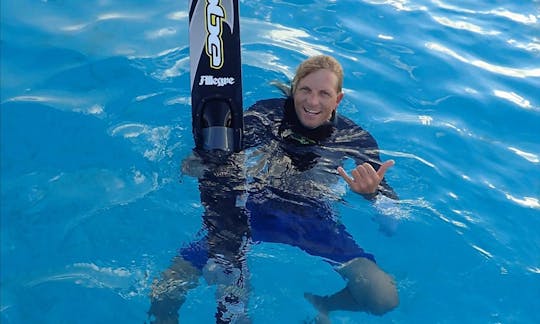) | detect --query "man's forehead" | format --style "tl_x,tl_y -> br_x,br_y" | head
297,71 -> 339,91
